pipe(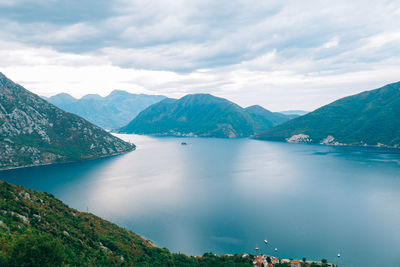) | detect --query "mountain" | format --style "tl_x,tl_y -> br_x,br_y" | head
0,73 -> 134,170
119,94 -> 258,138
0,181 -> 252,266
119,94 -> 295,138
45,90 -> 166,130
245,105 -> 294,133
279,110 -> 309,116
254,81 -> 400,147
